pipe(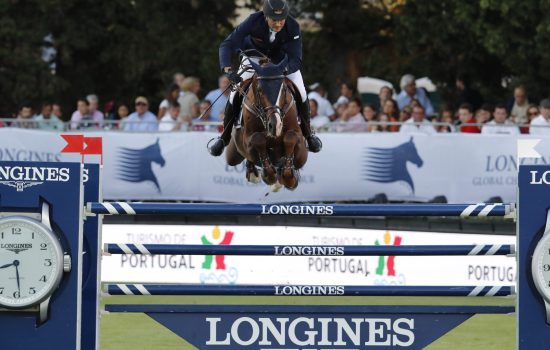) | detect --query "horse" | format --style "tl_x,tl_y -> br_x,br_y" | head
117,138 -> 166,192
363,137 -> 423,193
225,56 -> 308,191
